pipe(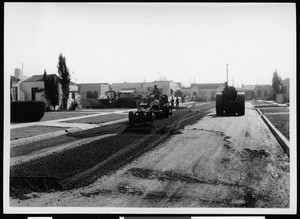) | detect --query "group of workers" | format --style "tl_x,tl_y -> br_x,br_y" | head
170,96 -> 180,109
152,85 -> 180,109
